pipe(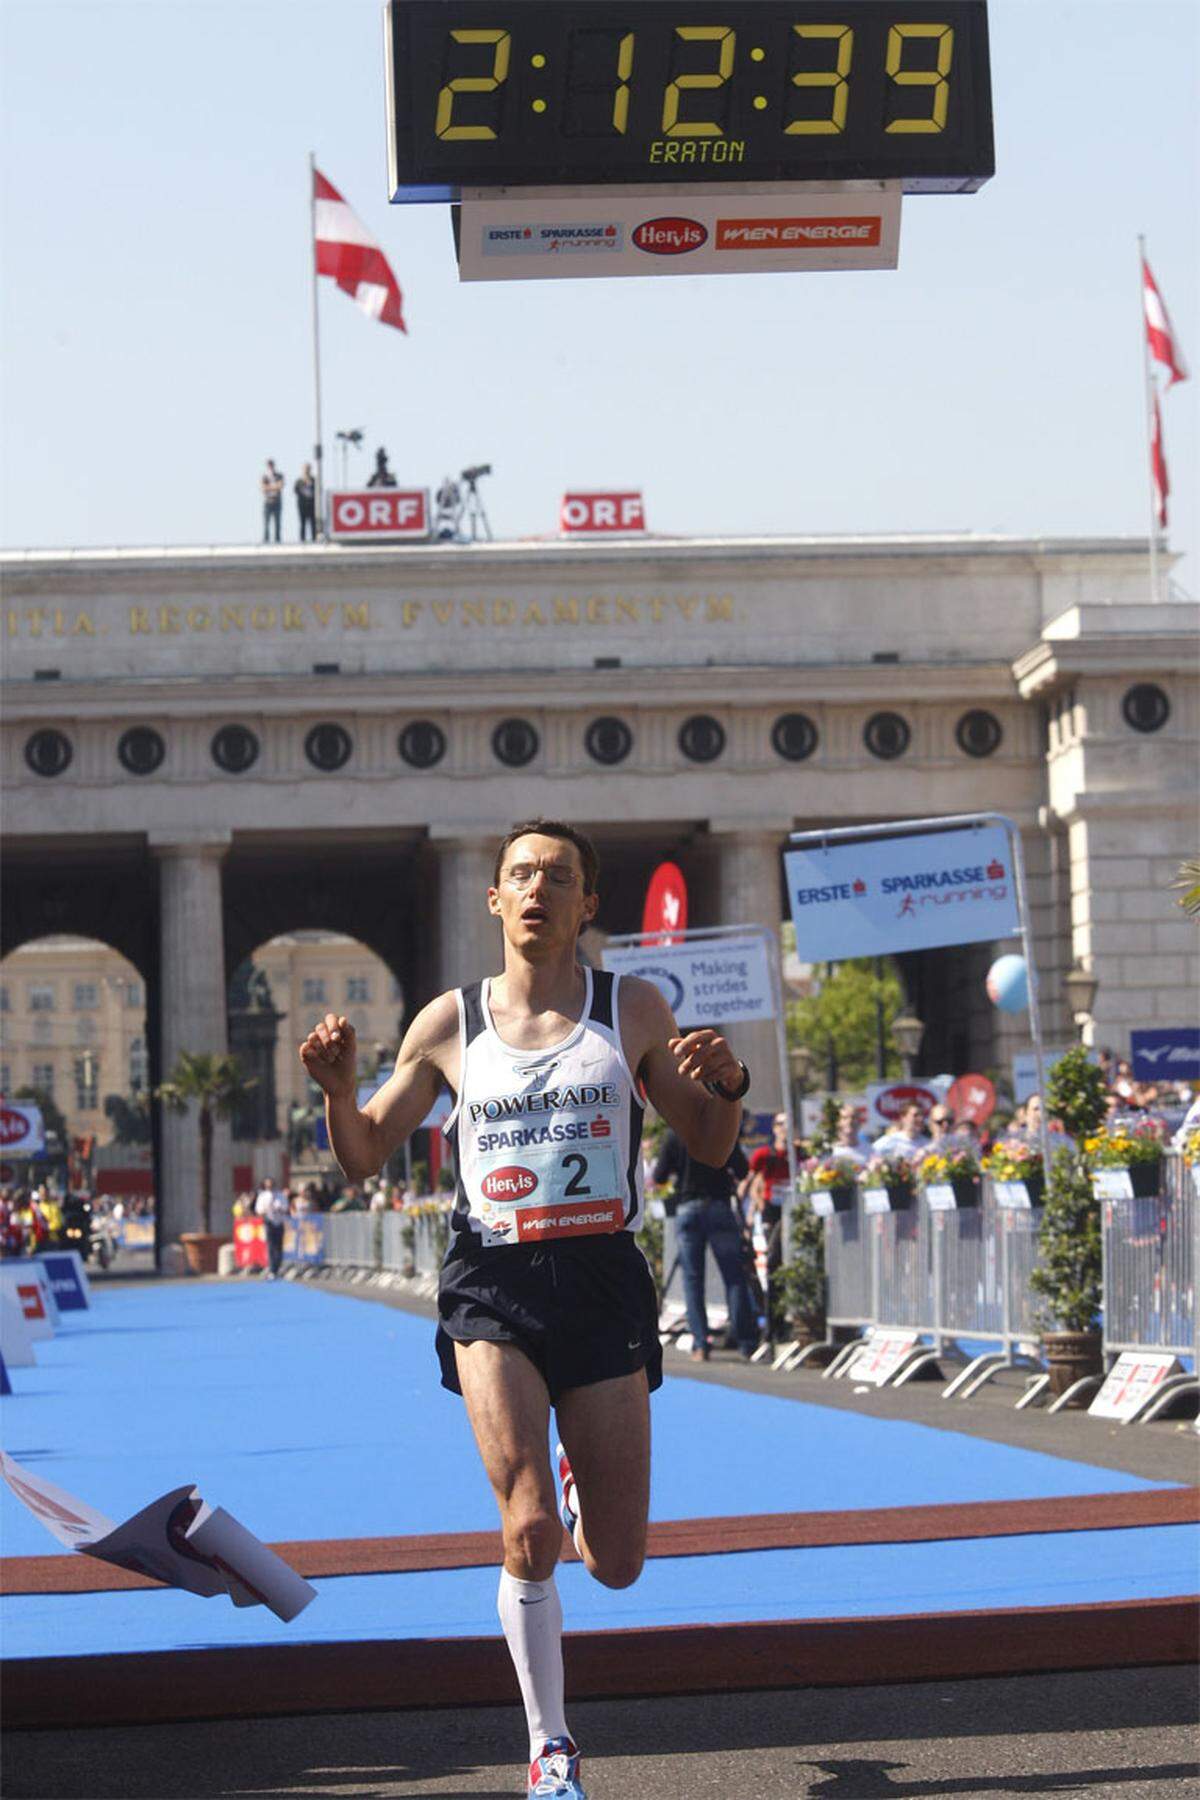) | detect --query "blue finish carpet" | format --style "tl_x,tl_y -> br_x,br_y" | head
2,1282 -> 1189,1662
